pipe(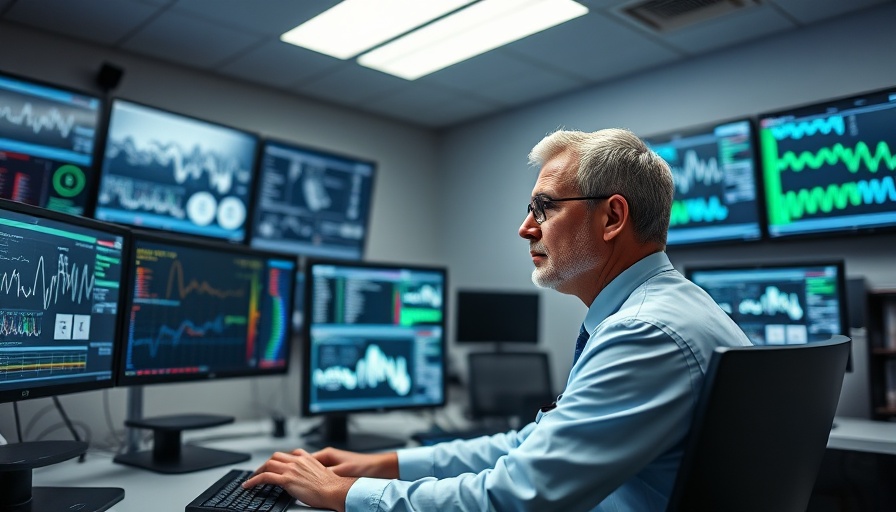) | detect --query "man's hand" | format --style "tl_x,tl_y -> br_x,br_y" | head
313,447 -> 400,479
244,449 -> 358,512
